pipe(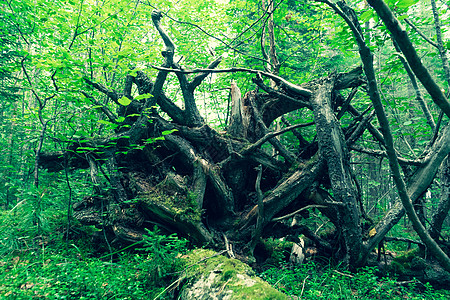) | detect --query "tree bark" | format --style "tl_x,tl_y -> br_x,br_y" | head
309,76 -> 362,265
430,155 -> 450,241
